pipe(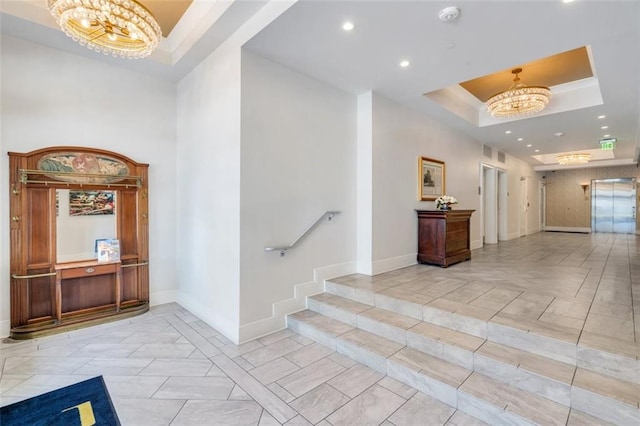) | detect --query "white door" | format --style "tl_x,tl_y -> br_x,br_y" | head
520,177 -> 528,236
482,165 -> 497,244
